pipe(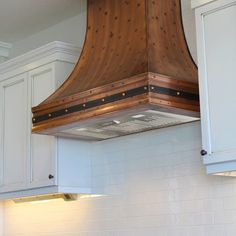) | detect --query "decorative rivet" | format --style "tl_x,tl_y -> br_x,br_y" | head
33,118 -> 36,122
177,92 -> 180,95
151,86 -> 154,90
102,98 -> 105,102
48,114 -> 52,117
83,104 -> 86,107
65,109 -> 68,113
122,93 -> 126,96
144,86 -> 147,90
